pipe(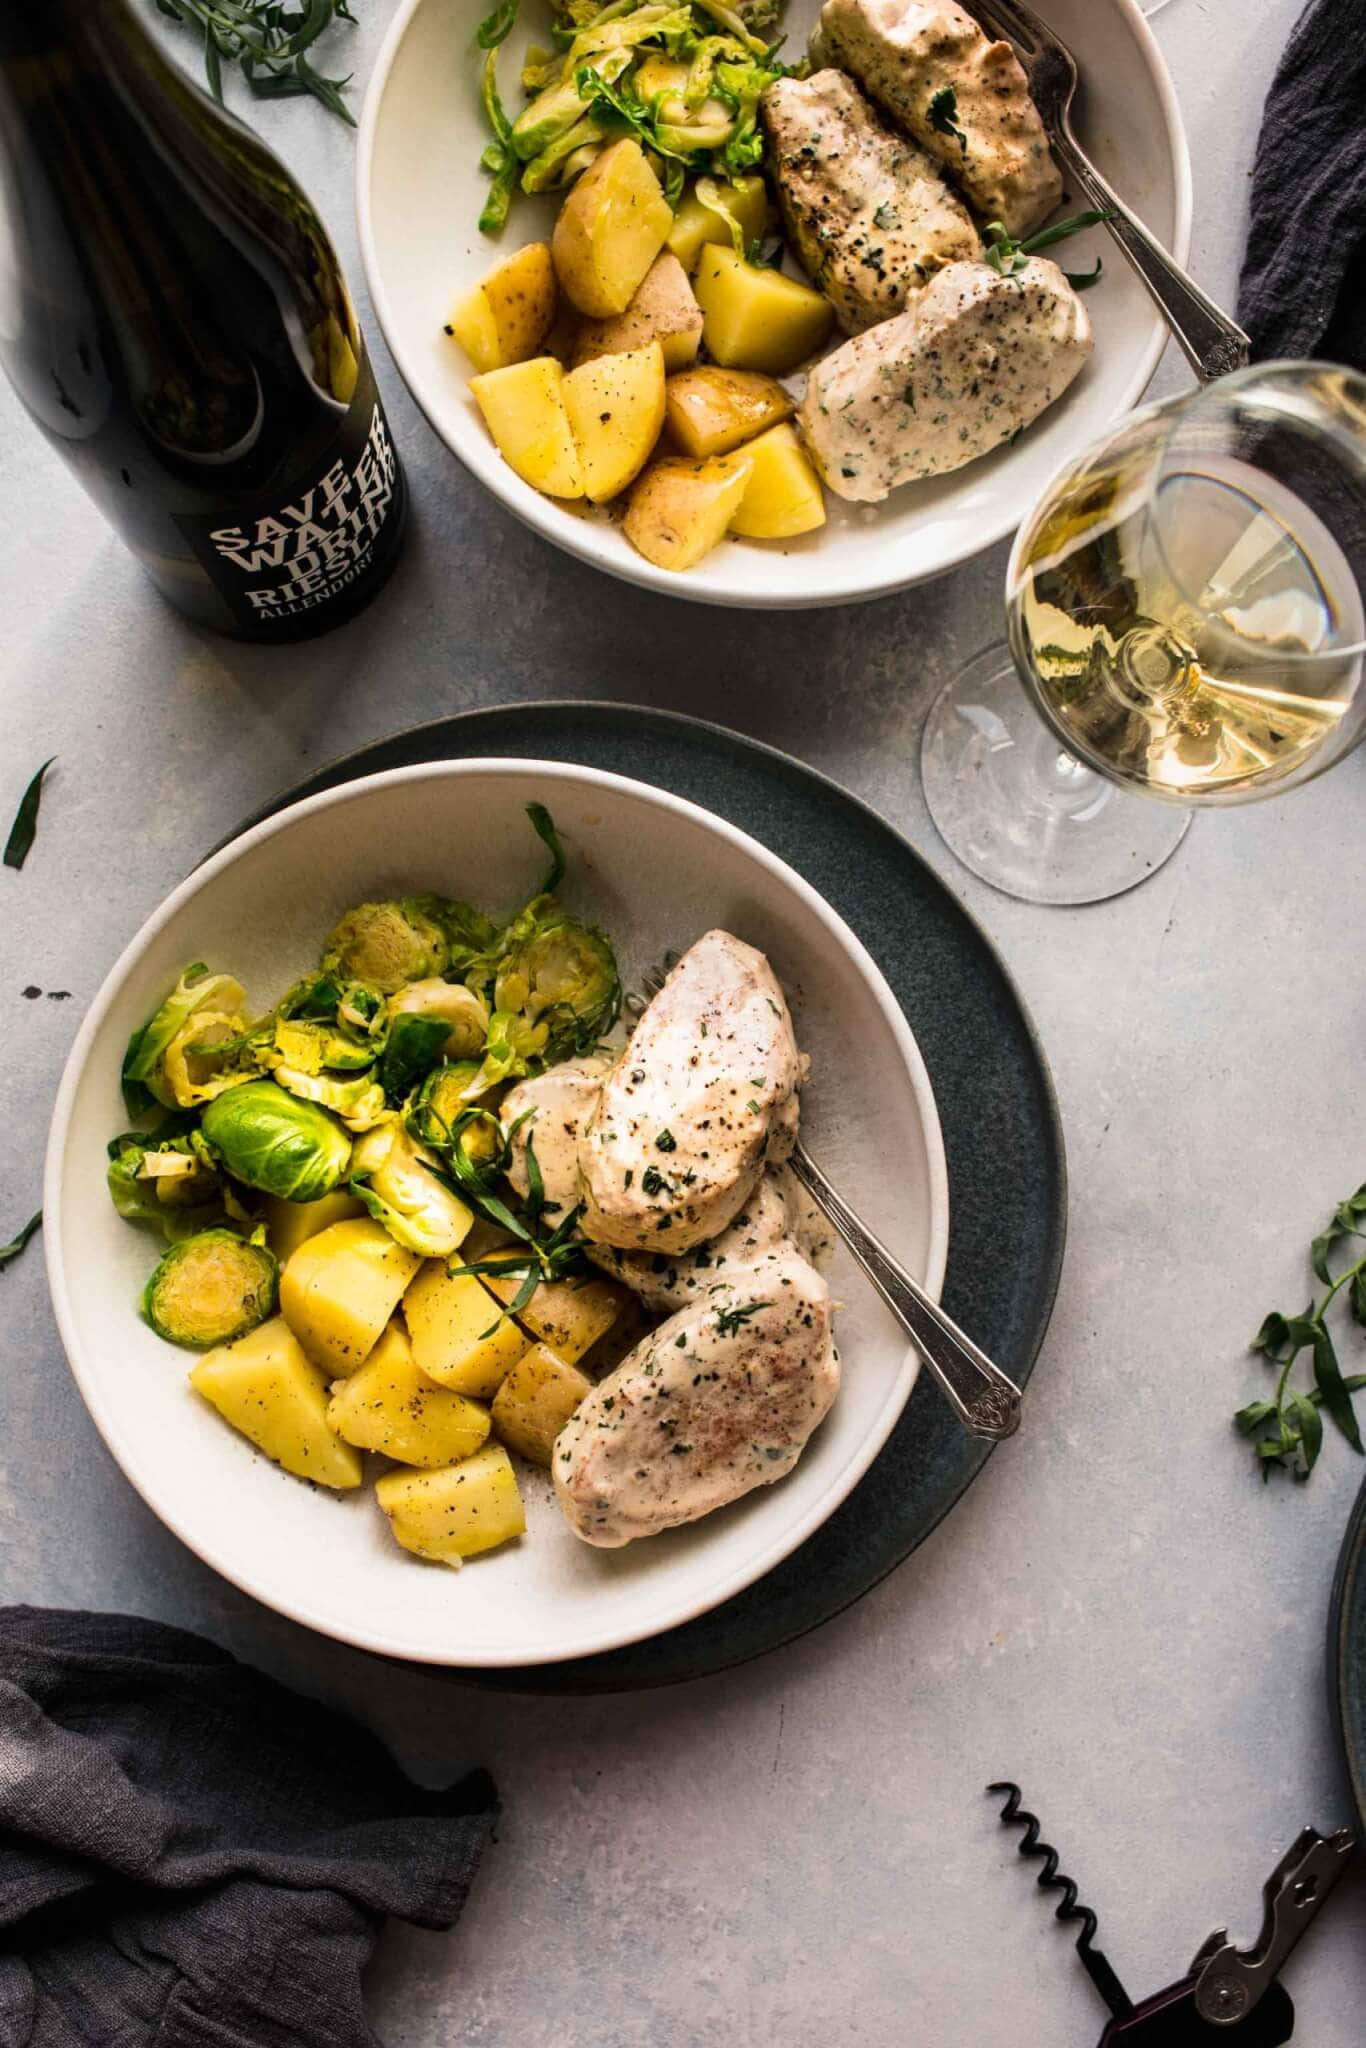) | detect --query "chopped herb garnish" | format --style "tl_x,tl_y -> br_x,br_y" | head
655,1129 -> 677,1153
641,1165 -> 666,1197
873,201 -> 899,230
715,1299 -> 771,1337
927,85 -> 966,149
